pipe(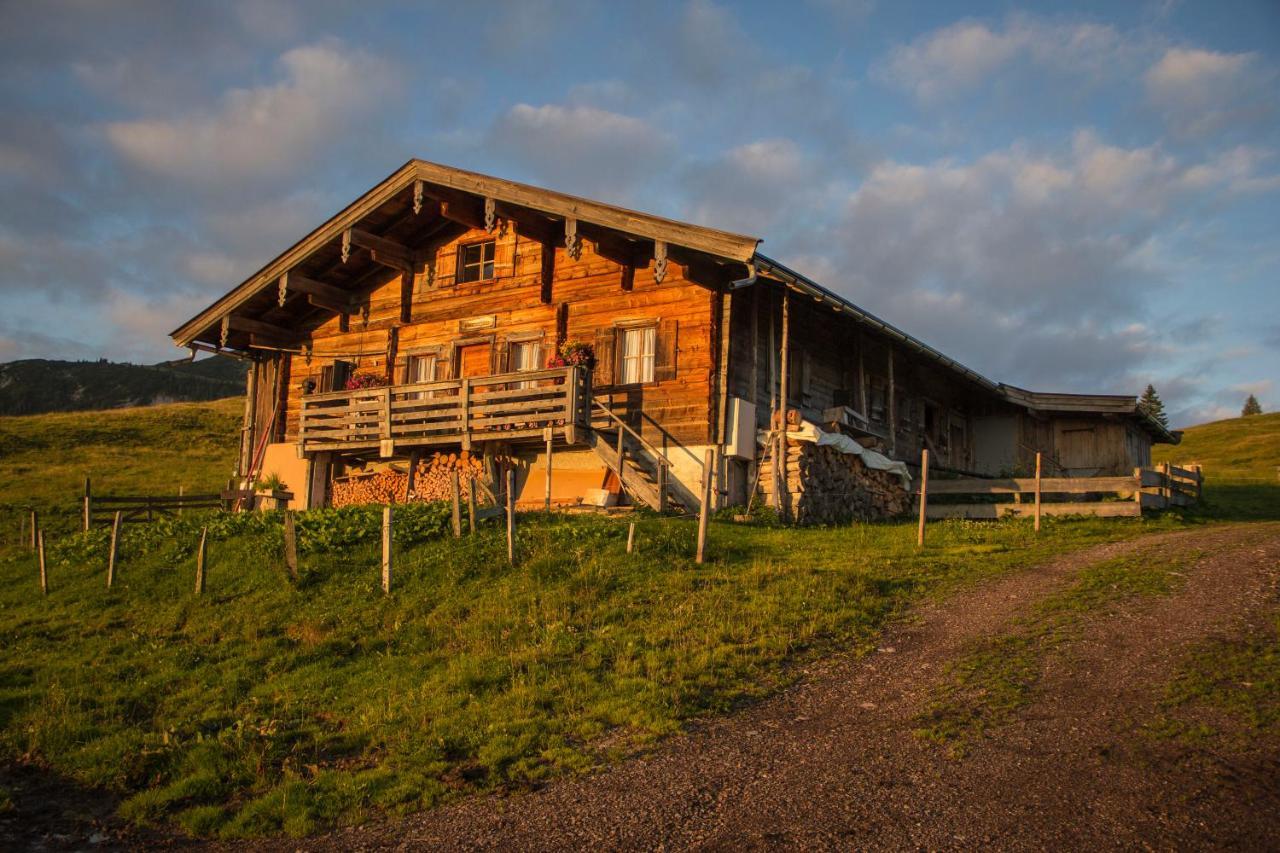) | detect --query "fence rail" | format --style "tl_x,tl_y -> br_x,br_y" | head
922,462 -> 1203,521
82,478 -> 226,528
300,365 -> 591,455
